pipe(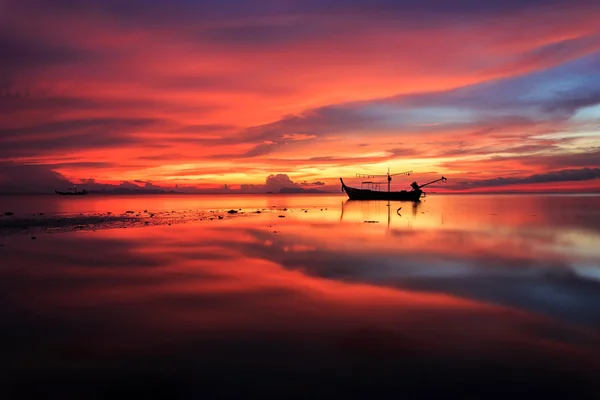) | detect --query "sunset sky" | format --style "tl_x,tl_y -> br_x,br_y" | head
1,0 -> 599,193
